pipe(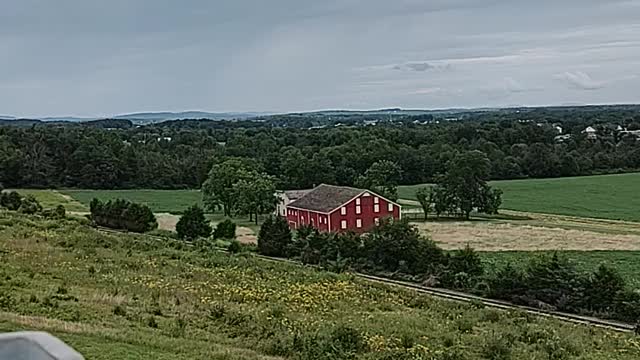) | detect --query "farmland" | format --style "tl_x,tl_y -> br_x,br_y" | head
1,211 -> 639,359
60,189 -> 203,214
398,172 -> 640,222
